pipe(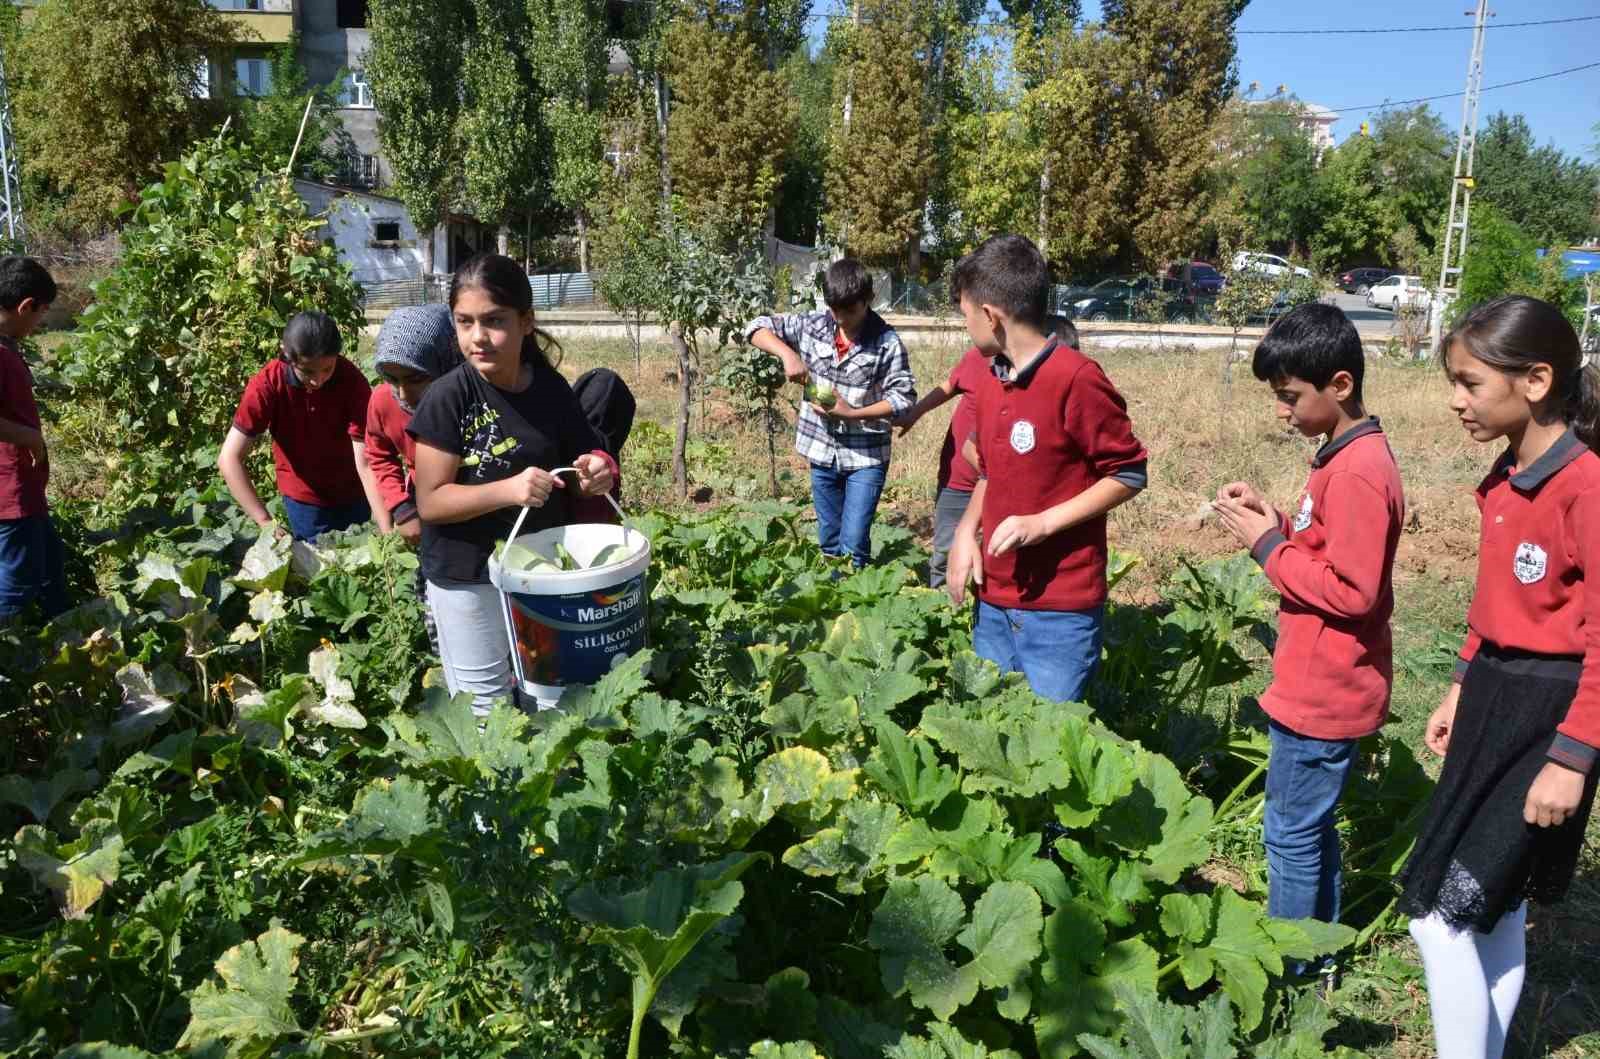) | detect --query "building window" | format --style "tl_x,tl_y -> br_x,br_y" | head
372,220 -> 401,244
336,0 -> 369,28
212,0 -> 264,9
234,57 -> 272,97
340,69 -> 374,109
